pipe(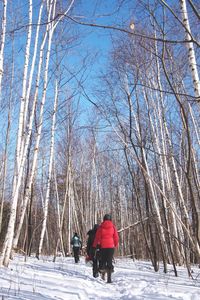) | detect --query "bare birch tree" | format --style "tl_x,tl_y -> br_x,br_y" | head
0,0 -> 7,100
0,0 -> 75,266
180,0 -> 200,100
0,0 -> 33,267
37,79 -> 58,258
